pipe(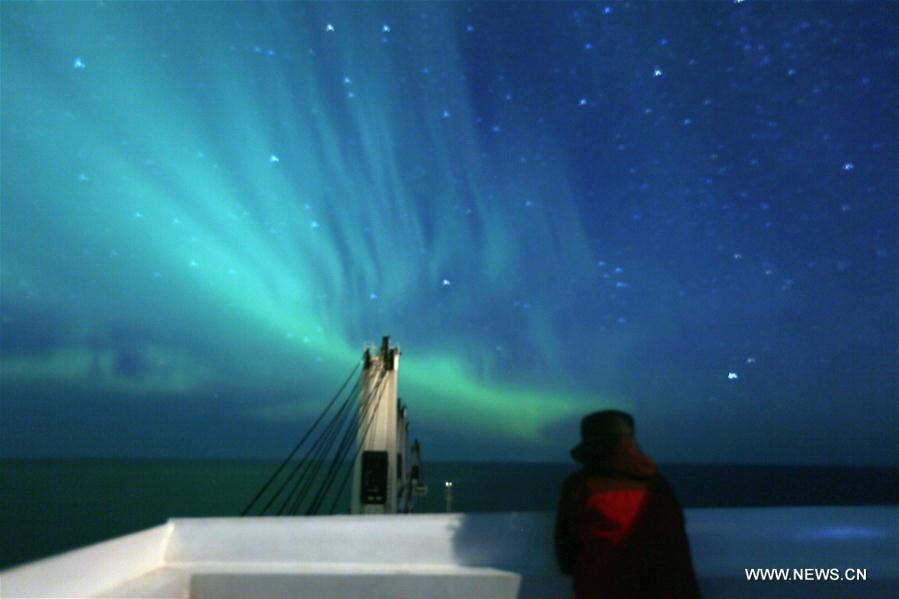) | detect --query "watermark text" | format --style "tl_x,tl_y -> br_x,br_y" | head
745,568 -> 867,582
